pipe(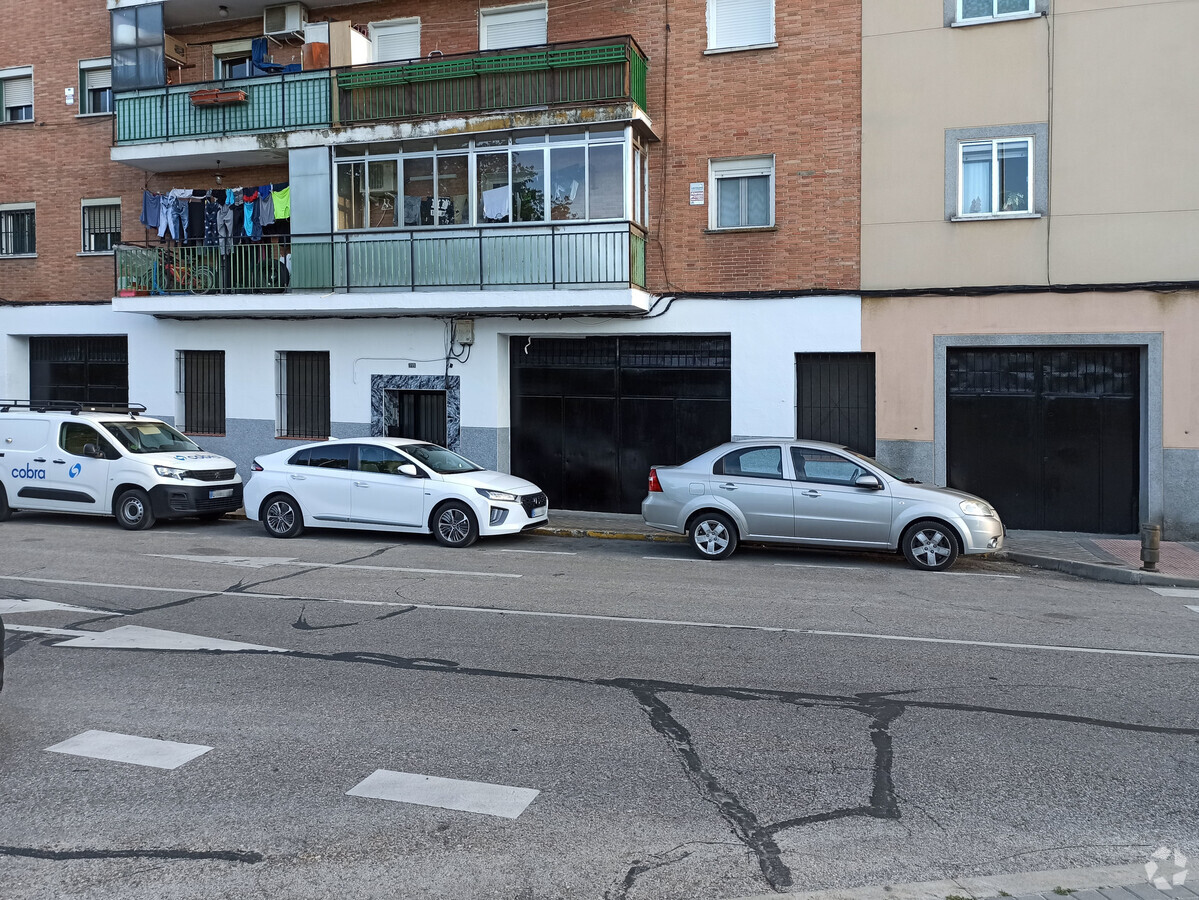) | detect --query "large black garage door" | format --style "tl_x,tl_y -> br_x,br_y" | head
947,347 -> 1139,533
511,336 -> 731,513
